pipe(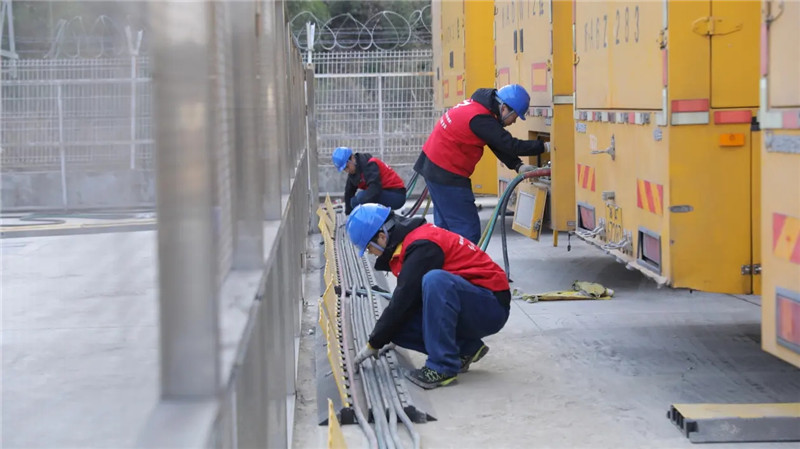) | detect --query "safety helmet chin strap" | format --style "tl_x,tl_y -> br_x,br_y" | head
368,215 -> 397,253
499,102 -> 516,124
495,96 -> 516,125
368,241 -> 385,253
